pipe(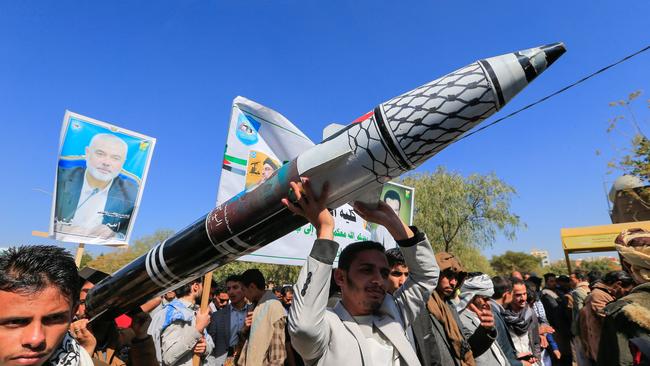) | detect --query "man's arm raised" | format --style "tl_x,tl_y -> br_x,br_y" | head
354,201 -> 439,327
283,178 -> 336,362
